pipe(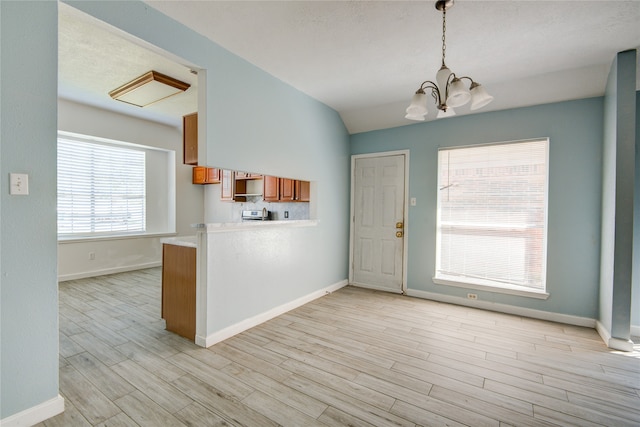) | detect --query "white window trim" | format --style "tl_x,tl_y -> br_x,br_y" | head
435,137 -> 550,299
433,276 -> 550,299
57,130 -> 175,240
58,231 -> 177,244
